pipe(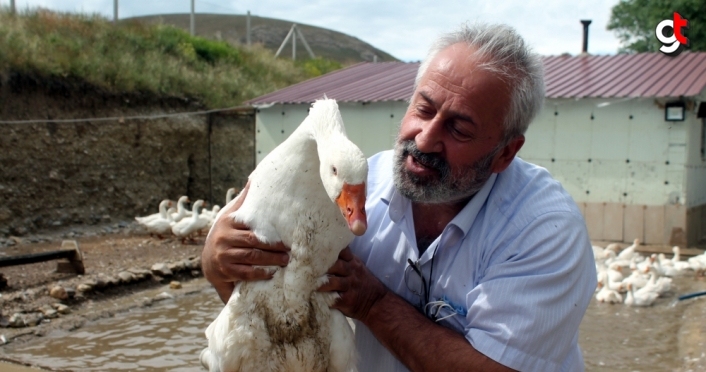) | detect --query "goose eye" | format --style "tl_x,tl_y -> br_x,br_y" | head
332,166 -> 337,176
